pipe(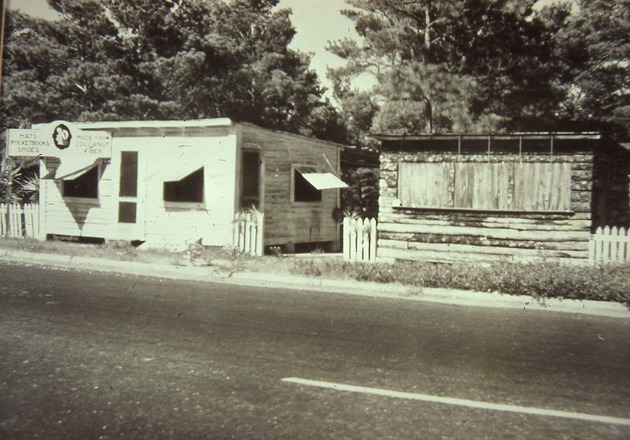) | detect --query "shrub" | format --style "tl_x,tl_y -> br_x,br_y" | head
289,258 -> 630,305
